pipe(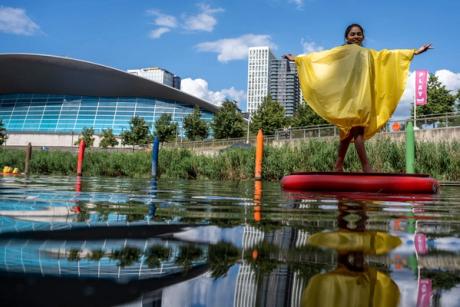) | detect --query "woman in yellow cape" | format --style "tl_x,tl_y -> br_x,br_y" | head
285,24 -> 431,172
